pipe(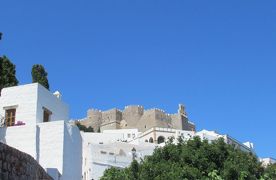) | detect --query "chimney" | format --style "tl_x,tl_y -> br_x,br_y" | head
53,91 -> 62,99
